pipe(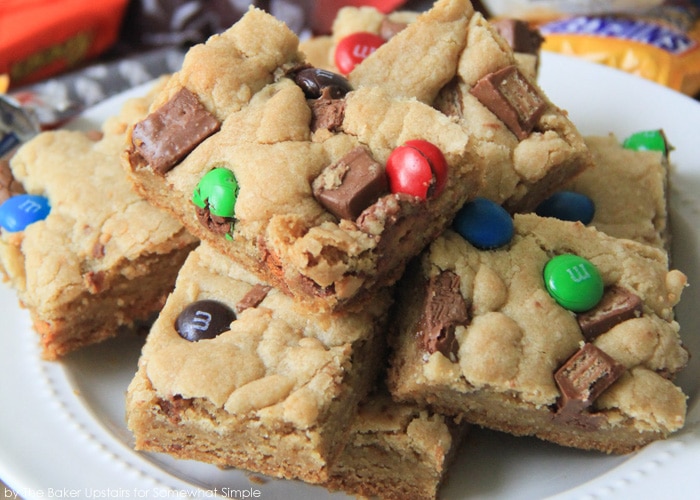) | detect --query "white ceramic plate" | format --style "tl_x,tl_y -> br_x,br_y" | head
1,51 -> 700,499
